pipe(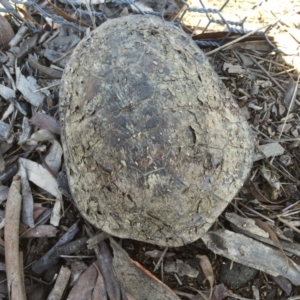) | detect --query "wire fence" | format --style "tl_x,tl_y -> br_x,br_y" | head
0,0 -> 279,48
